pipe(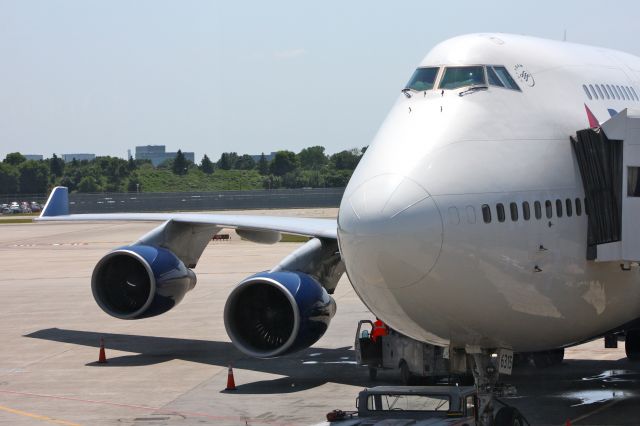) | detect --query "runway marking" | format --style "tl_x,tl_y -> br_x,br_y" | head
0,404 -> 81,425
0,389 -> 297,425
570,398 -> 622,424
